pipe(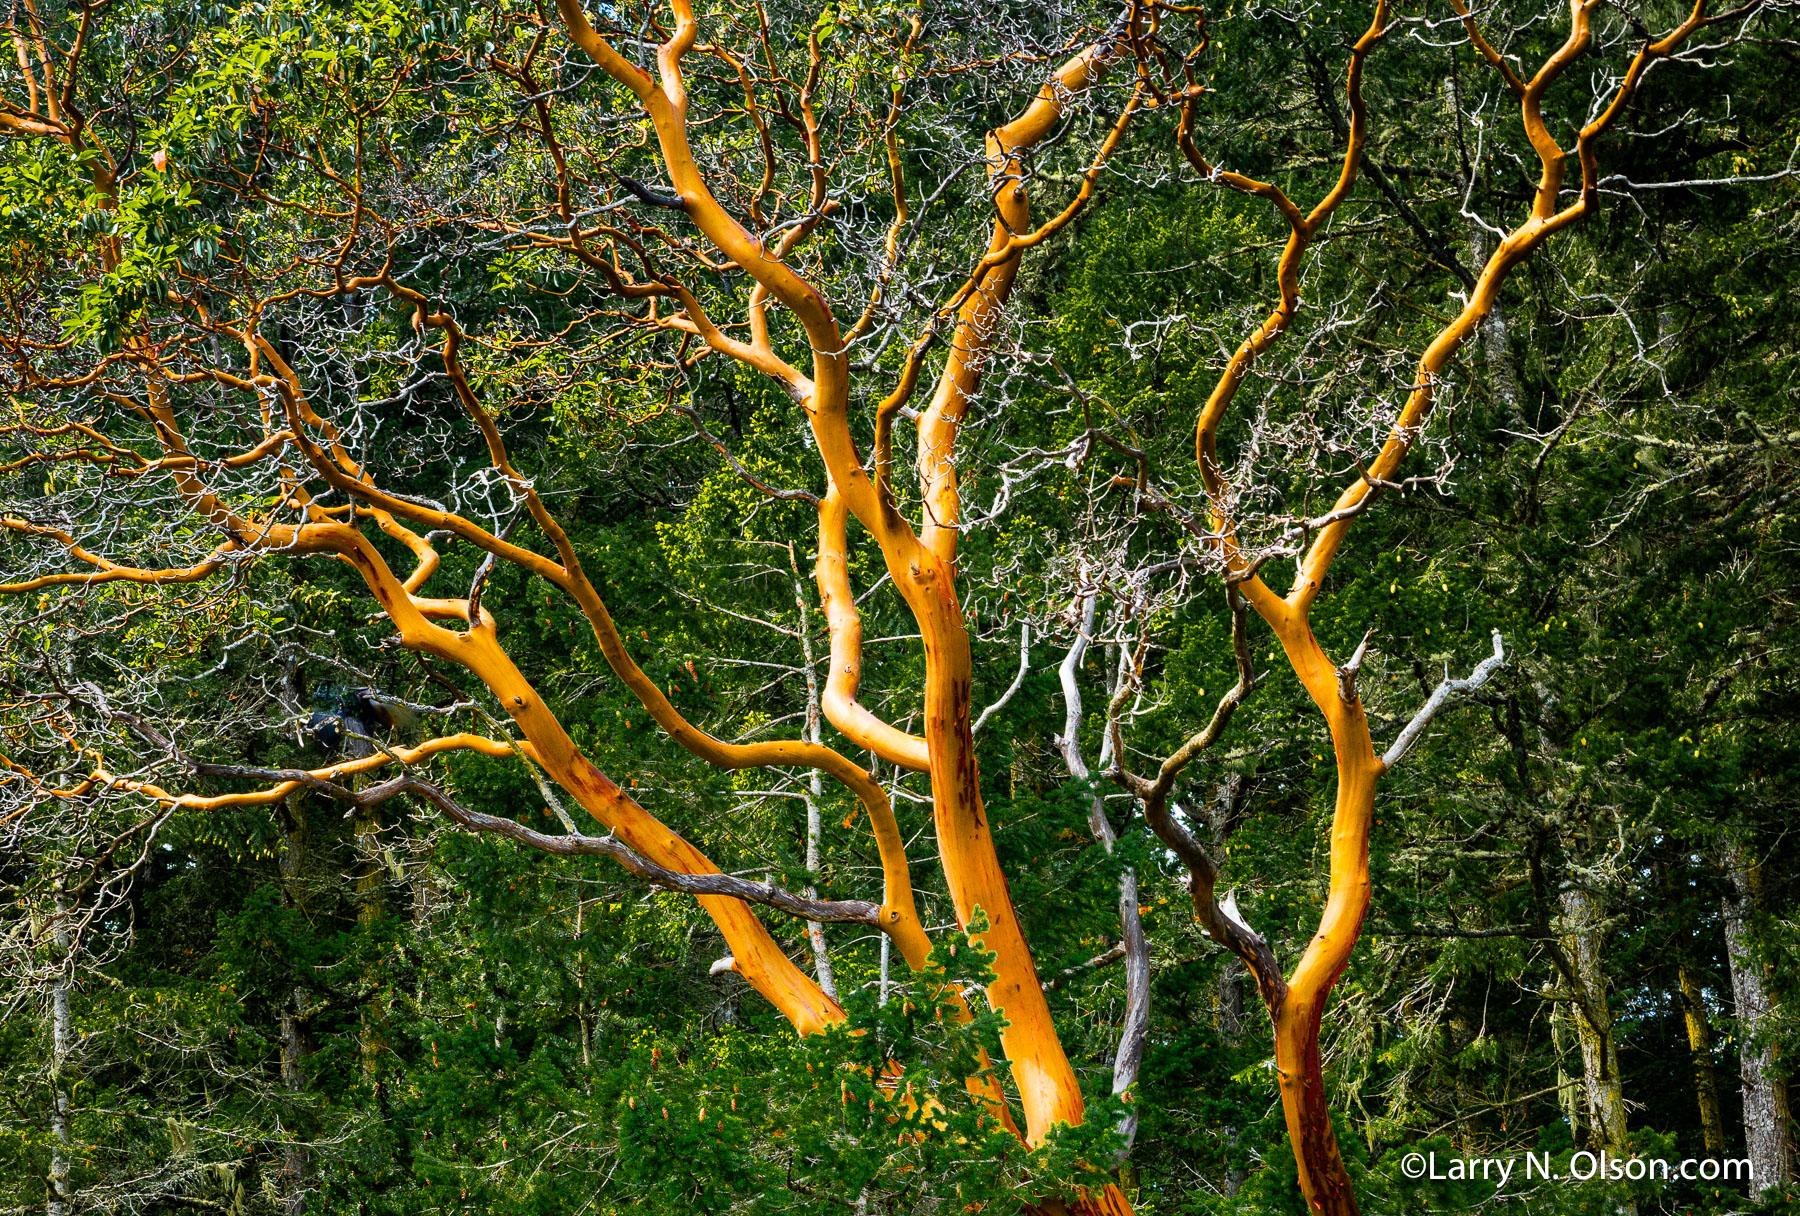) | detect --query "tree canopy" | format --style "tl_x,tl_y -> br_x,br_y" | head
3,0 -> 1800,1212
